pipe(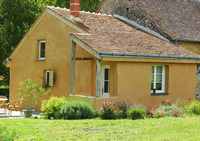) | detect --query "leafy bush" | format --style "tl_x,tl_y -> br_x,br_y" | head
187,100 -> 200,115
156,105 -> 185,117
19,78 -> 51,110
149,101 -> 186,118
41,97 -> 66,119
99,101 -> 130,119
126,107 -> 146,120
0,125 -> 17,140
152,110 -> 166,118
99,101 -> 118,119
59,101 -> 95,119
114,101 -> 129,119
